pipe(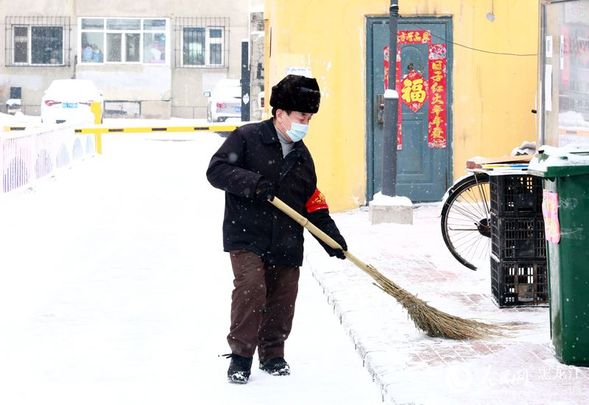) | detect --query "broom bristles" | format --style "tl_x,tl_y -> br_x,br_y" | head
367,264 -> 504,340
266,197 -> 503,340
